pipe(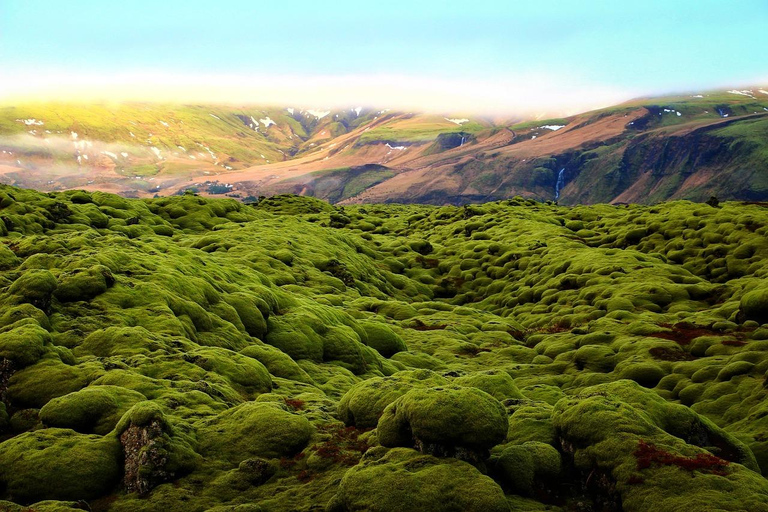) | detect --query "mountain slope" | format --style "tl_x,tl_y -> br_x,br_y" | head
1,88 -> 767,204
